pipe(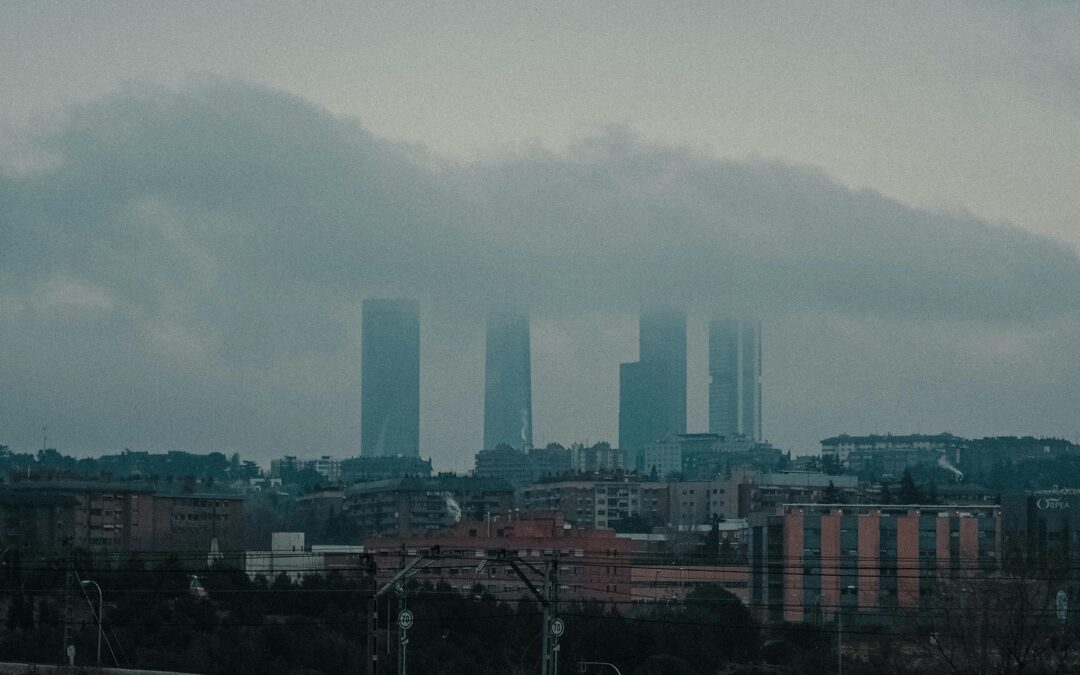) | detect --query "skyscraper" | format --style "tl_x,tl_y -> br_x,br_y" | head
619,308 -> 687,467
361,299 -> 420,457
639,308 -> 688,436
708,318 -> 761,441
483,309 -> 532,450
